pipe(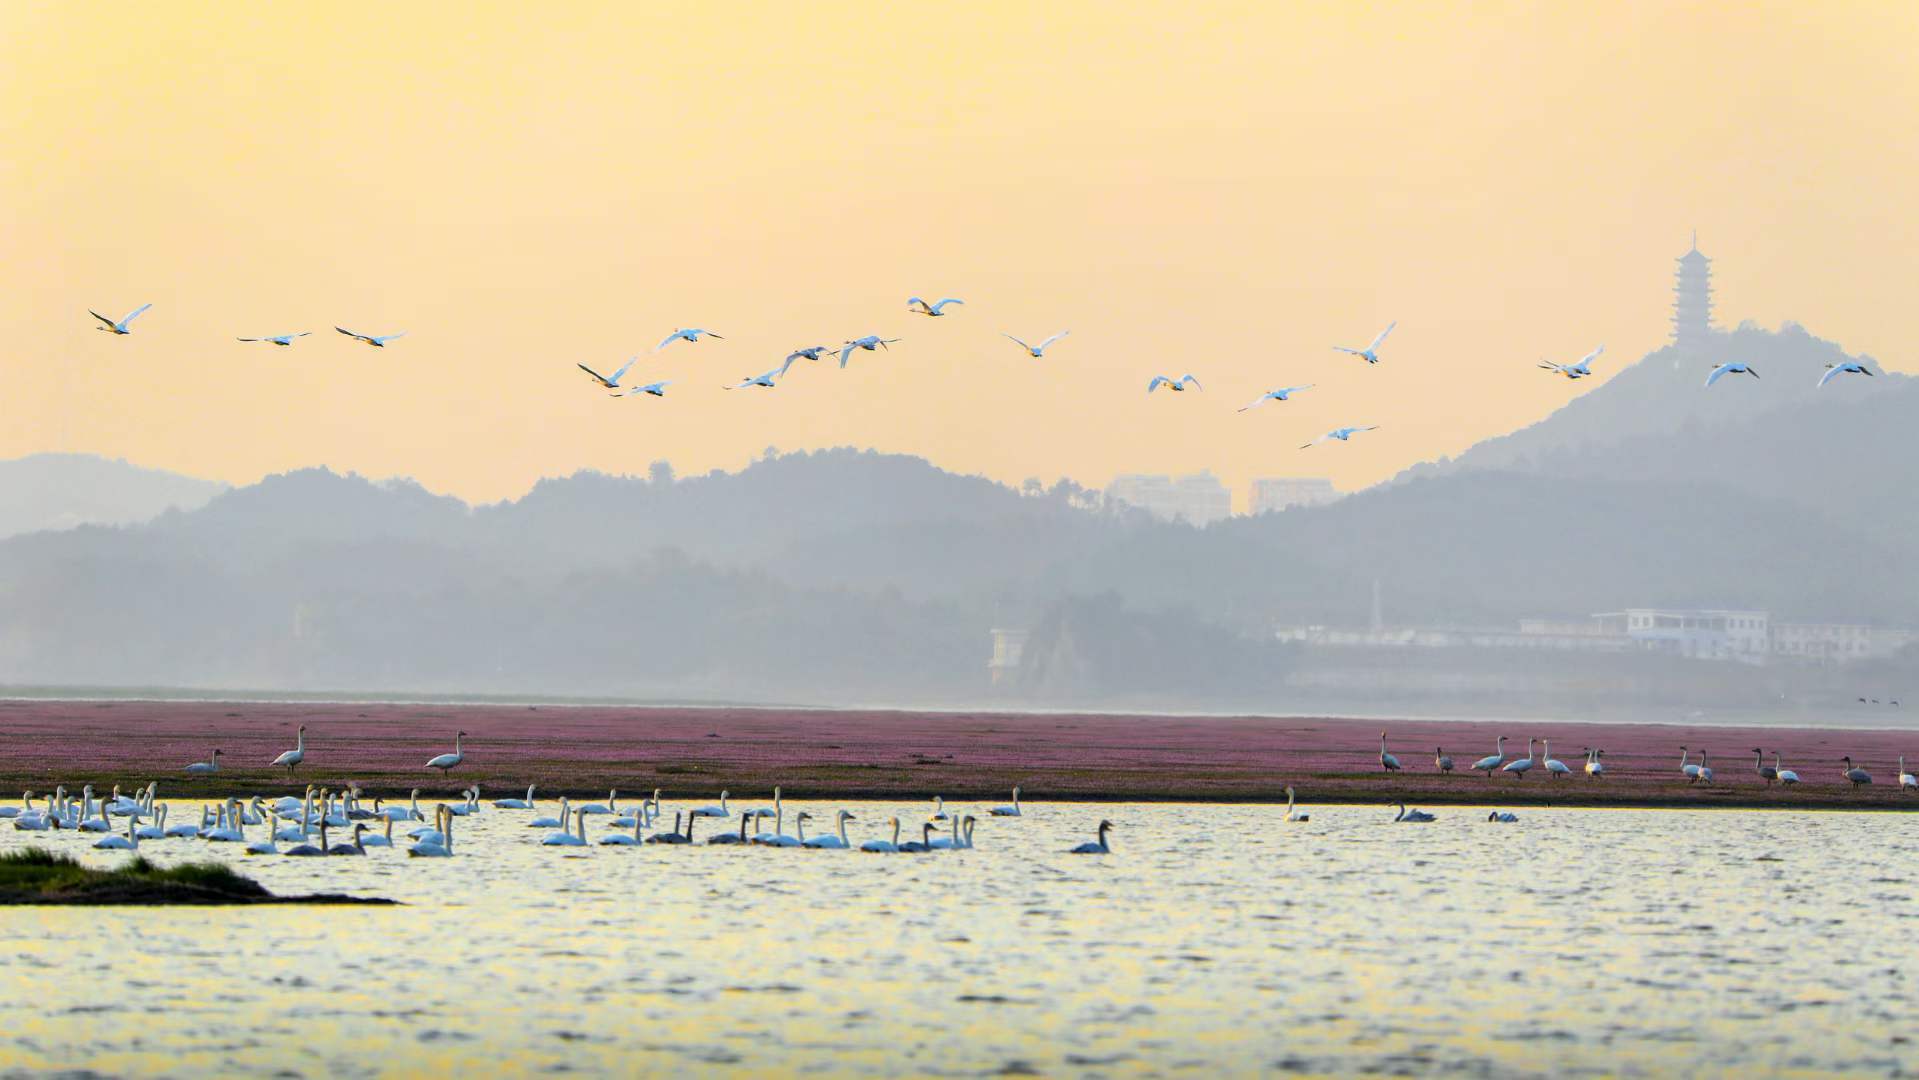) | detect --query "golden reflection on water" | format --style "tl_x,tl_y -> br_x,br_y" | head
2,800 -> 1915,1076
